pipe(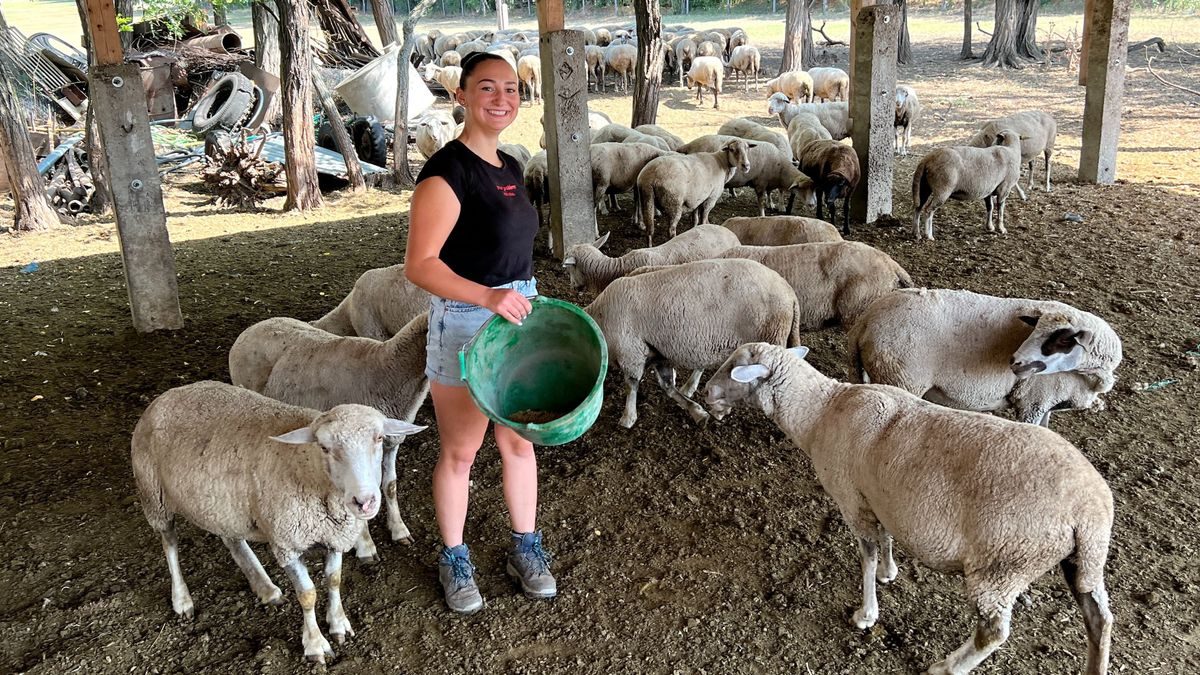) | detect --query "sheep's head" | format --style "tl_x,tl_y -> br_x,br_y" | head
789,178 -> 818,209
993,129 -> 1024,150
1010,311 -> 1095,379
704,344 -> 810,420
271,406 -> 426,520
767,92 -> 790,115
724,140 -> 751,175
562,233 -> 610,290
